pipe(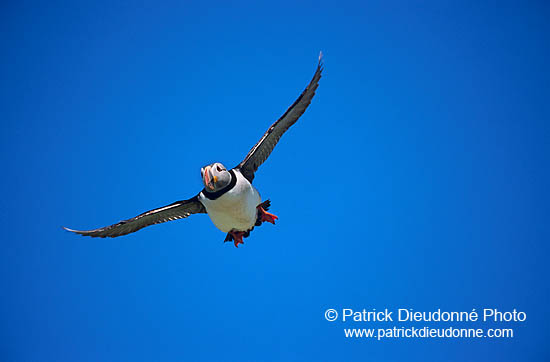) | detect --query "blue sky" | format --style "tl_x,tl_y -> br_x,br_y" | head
1,1 -> 549,361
